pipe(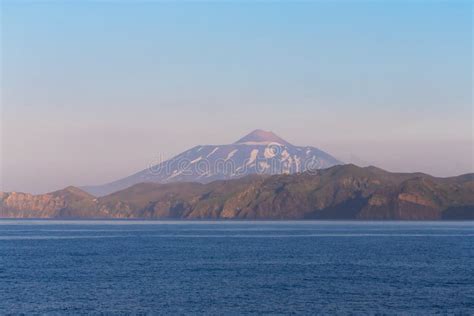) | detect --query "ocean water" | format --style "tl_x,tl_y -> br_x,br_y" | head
0,220 -> 473,314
